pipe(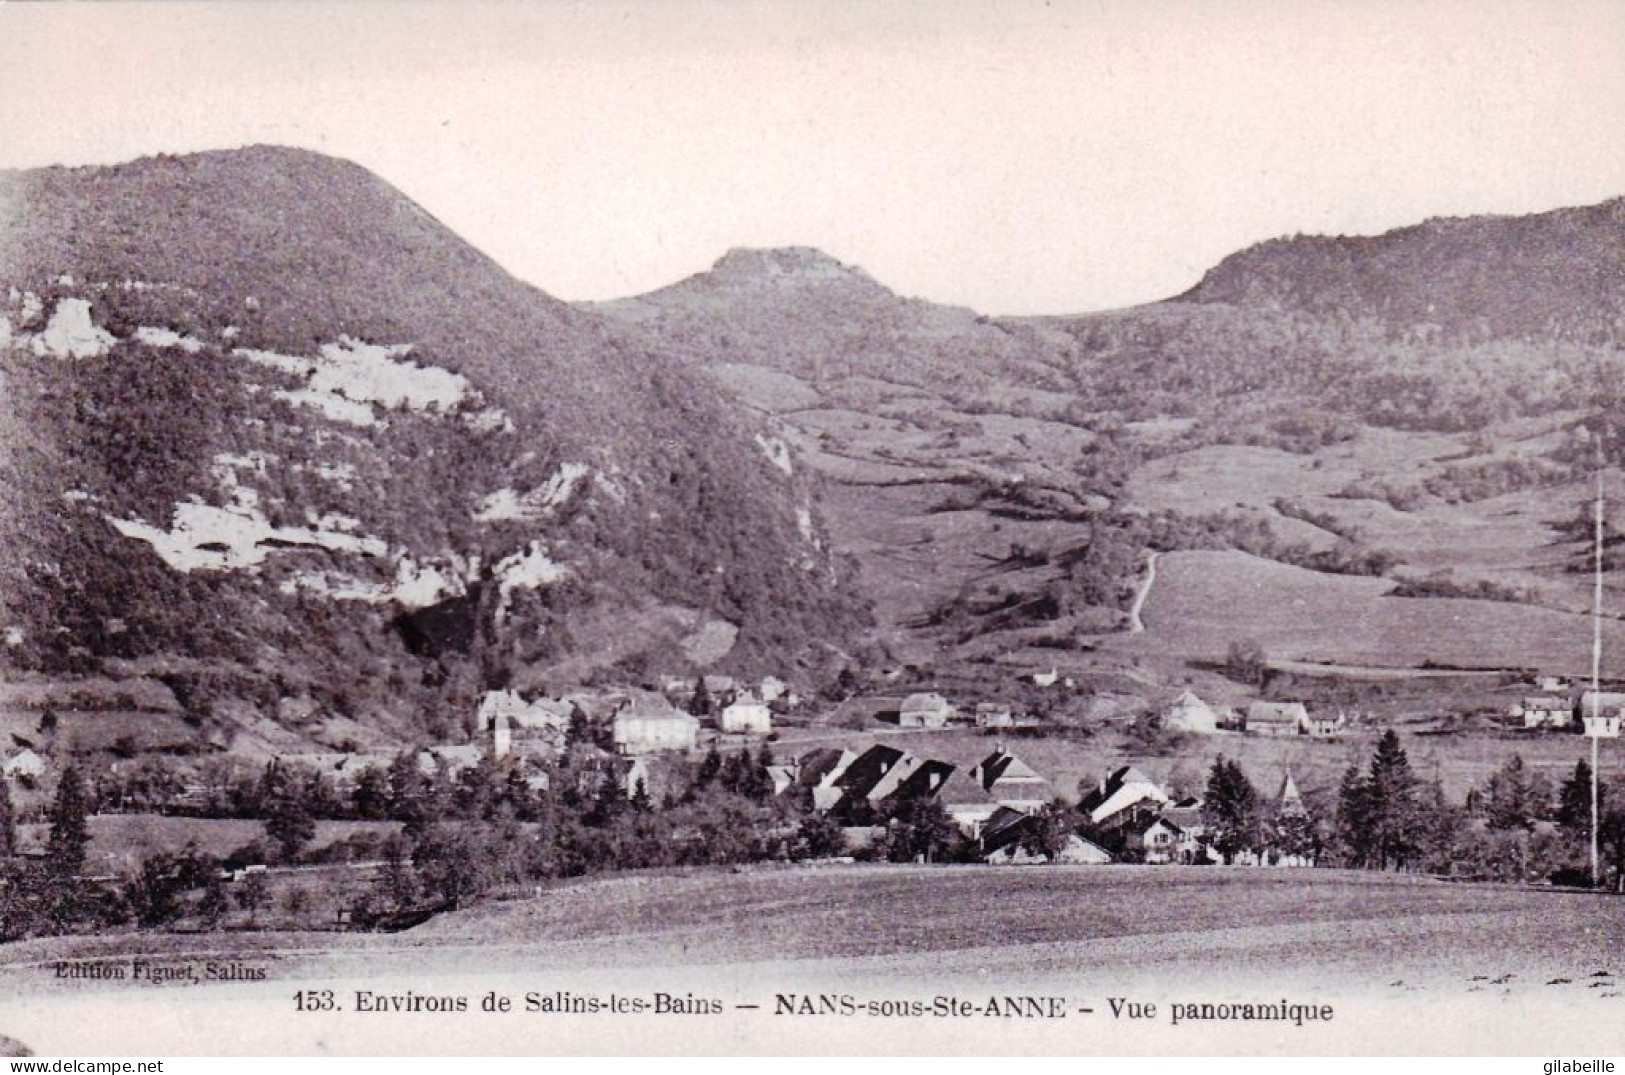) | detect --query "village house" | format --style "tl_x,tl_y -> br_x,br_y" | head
1244,701 -> 1310,736
720,691 -> 772,735
418,743 -> 486,778
1513,695 -> 1572,730
982,806 -> 1113,865
758,676 -> 789,703
701,675 -> 737,699
1124,814 -> 1189,864
939,770 -> 1001,835
1302,710 -> 1348,738
2,747 -> 46,782
975,703 -> 1014,729
612,691 -> 700,755
785,747 -> 858,811
1081,765 -> 1171,828
1163,690 -> 1221,734
808,744 -> 919,820
1584,706 -> 1623,739
971,746 -> 1051,812
1031,668 -> 1060,688
897,692 -> 955,728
